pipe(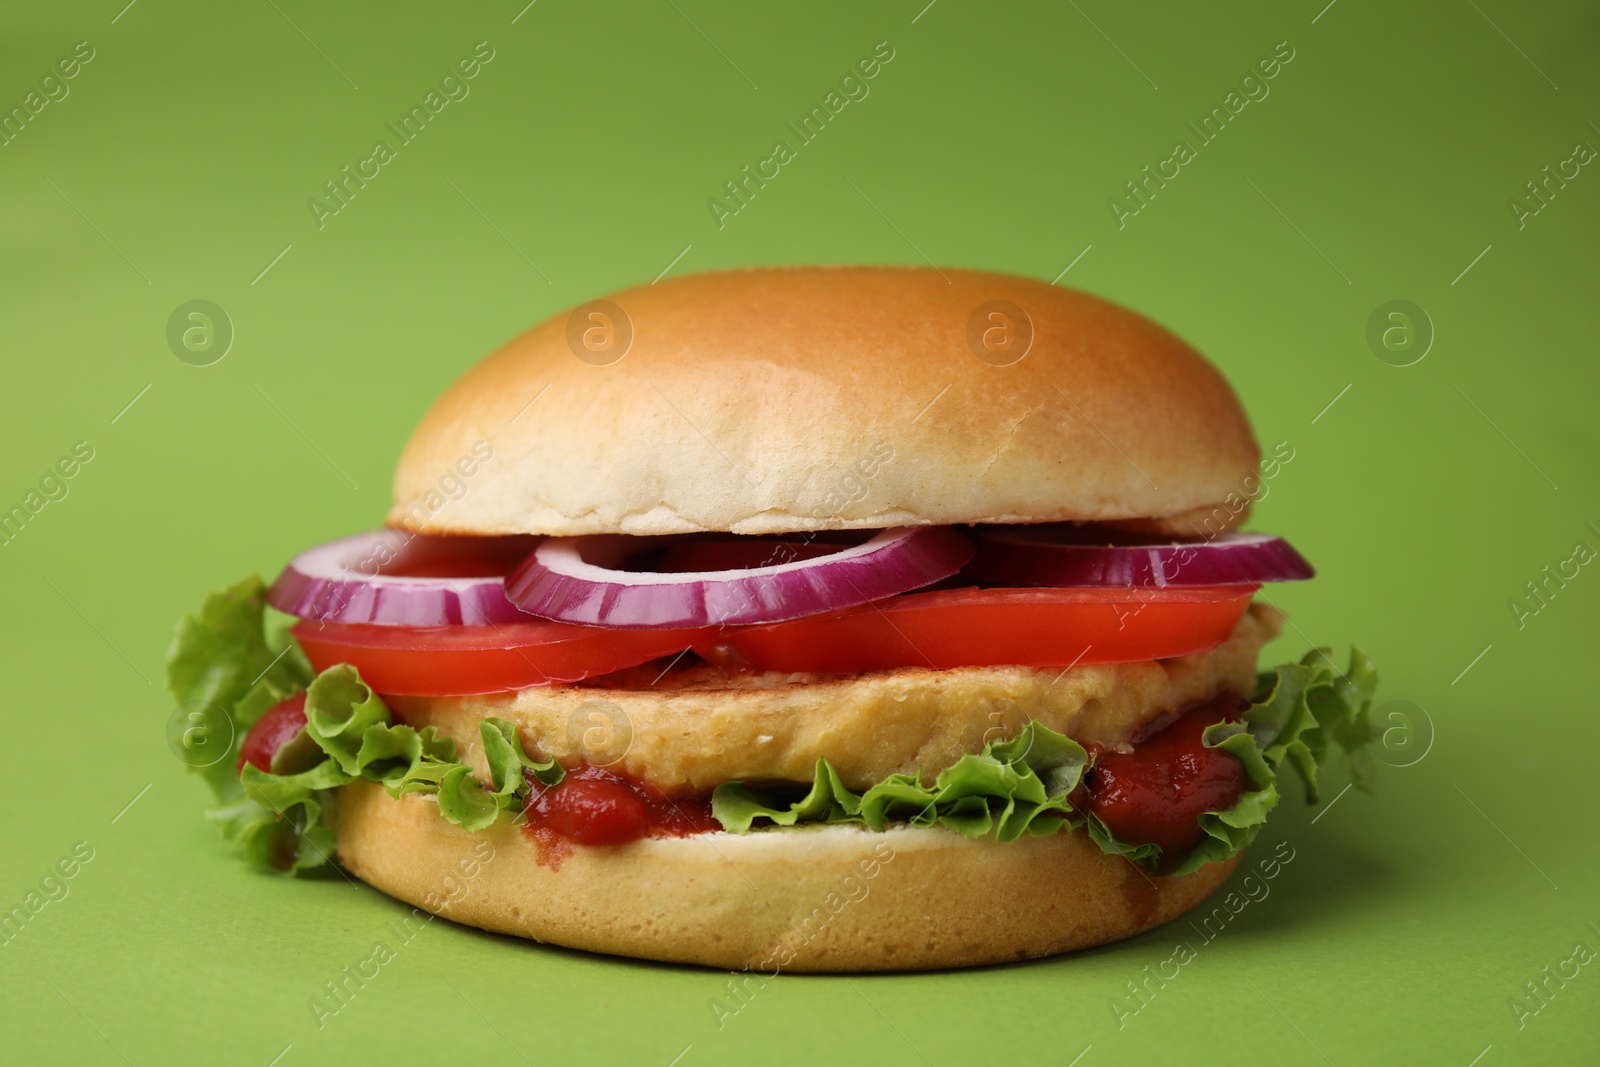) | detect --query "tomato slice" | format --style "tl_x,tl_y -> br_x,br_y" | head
292,618 -> 713,696
693,585 -> 1257,674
